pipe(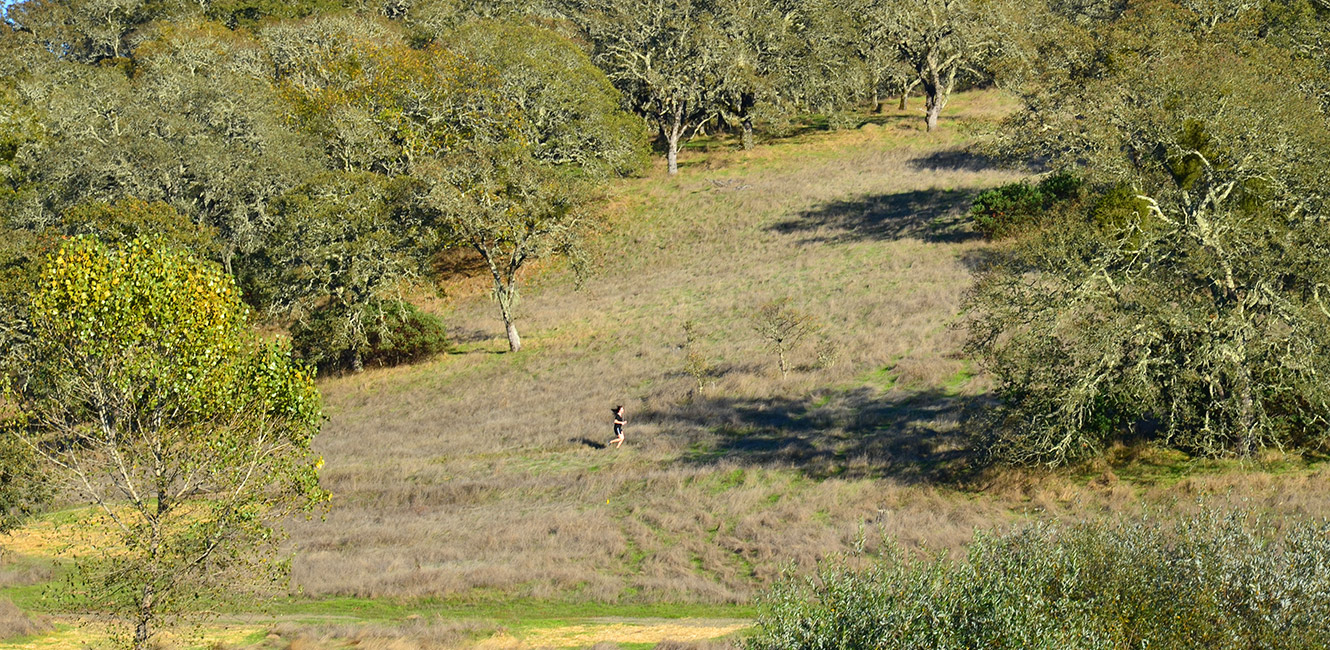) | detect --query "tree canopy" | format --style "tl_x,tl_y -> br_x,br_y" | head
2,238 -> 327,649
966,0 -> 1330,465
